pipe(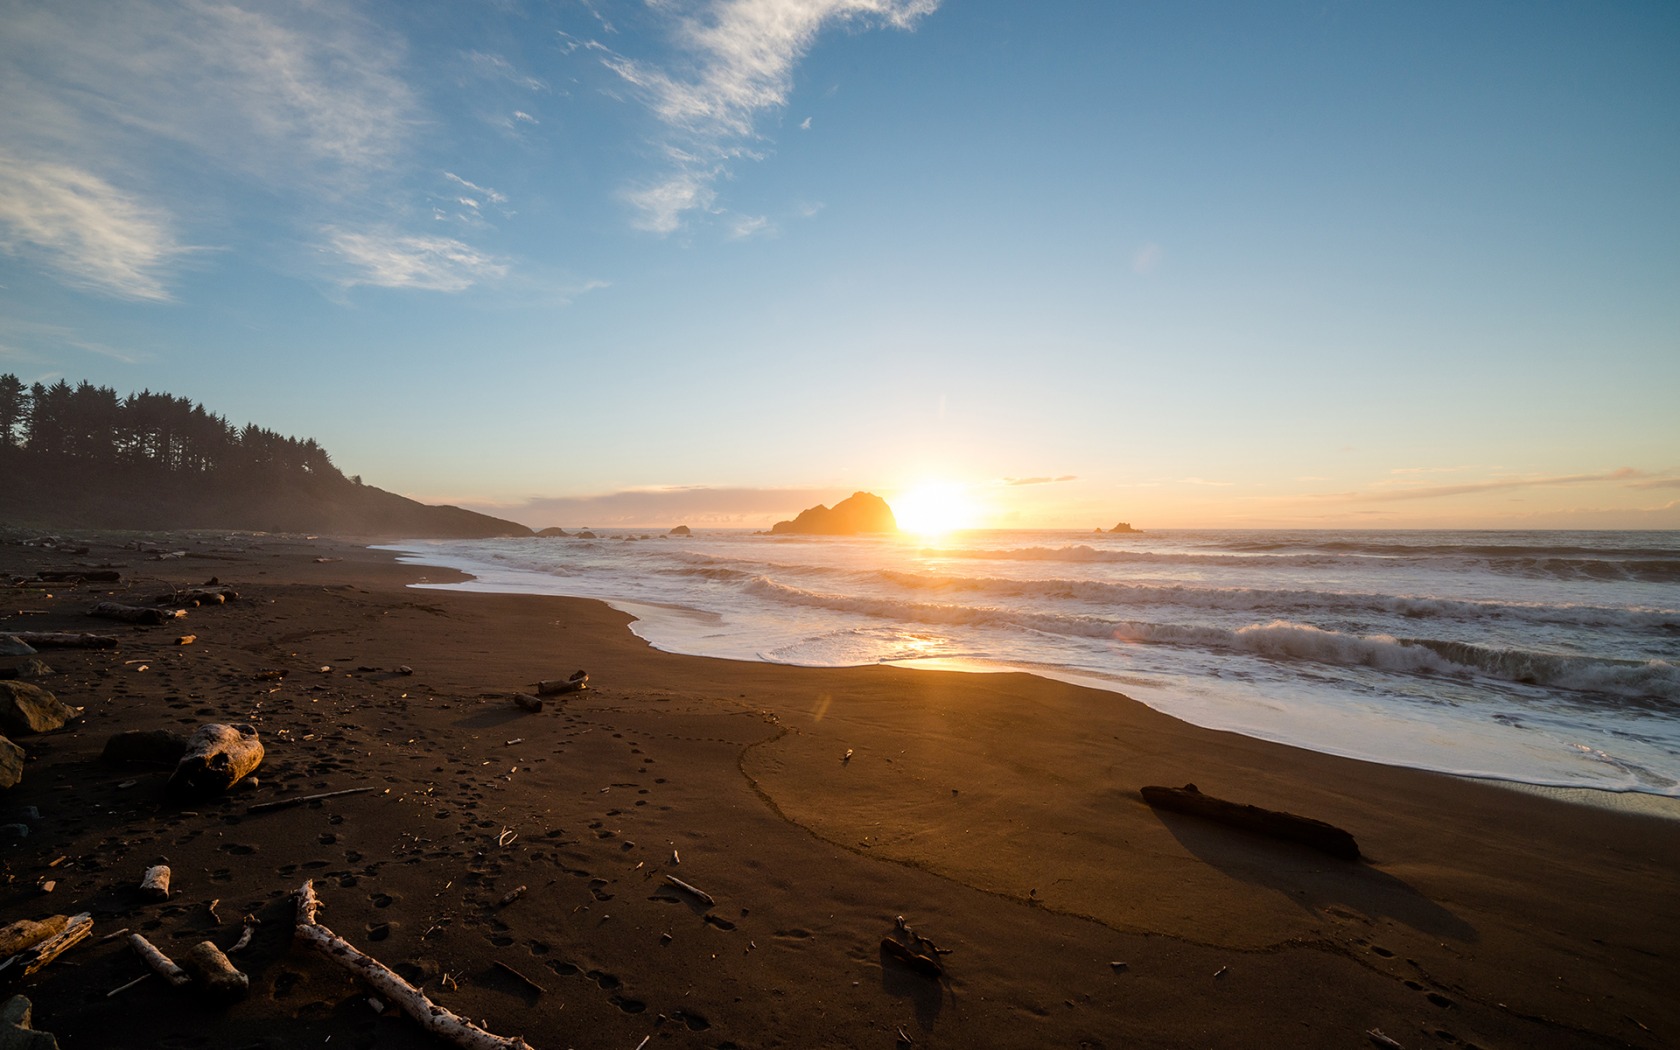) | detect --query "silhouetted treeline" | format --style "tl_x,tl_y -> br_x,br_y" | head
0,374 -> 345,483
